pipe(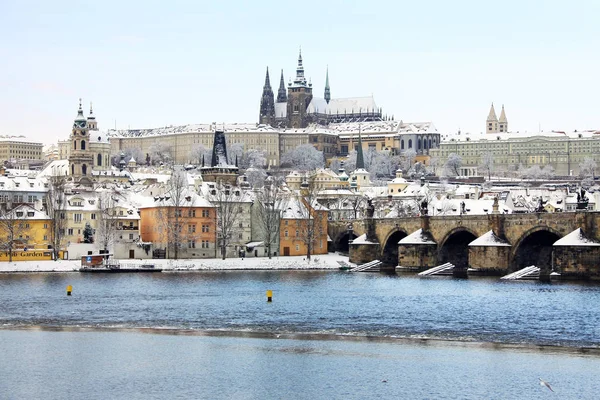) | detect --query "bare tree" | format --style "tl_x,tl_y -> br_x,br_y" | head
254,183 -> 282,259
210,183 -> 243,260
45,175 -> 67,261
479,152 -> 494,181
400,149 -> 417,172
149,142 -> 173,166
189,144 -> 211,166
580,157 -> 597,179
96,192 -> 119,253
296,177 -> 327,261
444,153 -> 463,177
0,206 -> 27,262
